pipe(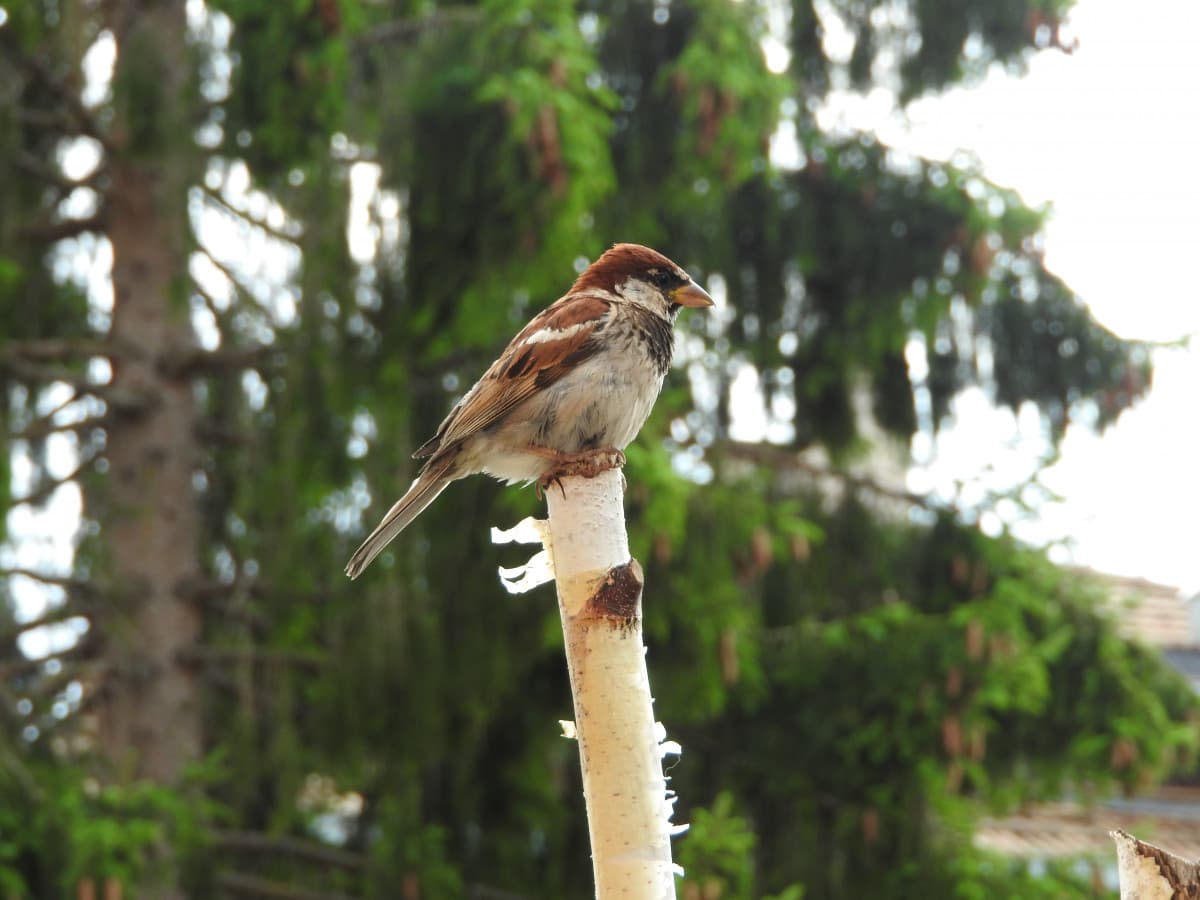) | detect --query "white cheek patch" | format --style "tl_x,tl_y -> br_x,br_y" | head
522,320 -> 592,345
615,277 -> 657,305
